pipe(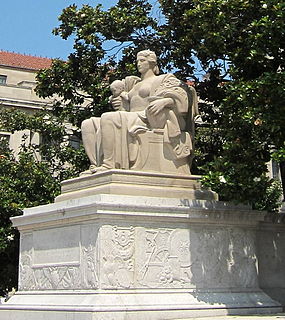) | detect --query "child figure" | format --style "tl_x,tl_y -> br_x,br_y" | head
108,80 -> 129,111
